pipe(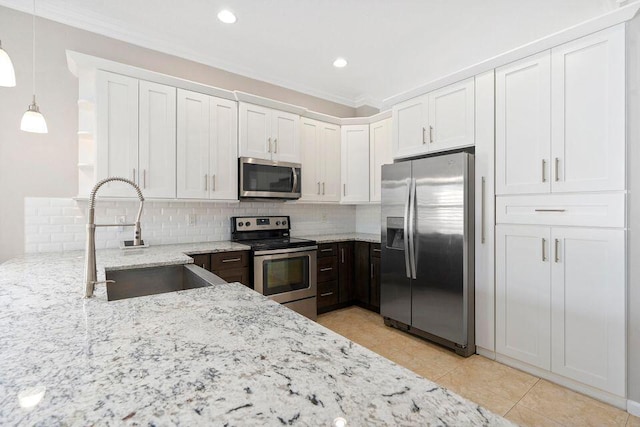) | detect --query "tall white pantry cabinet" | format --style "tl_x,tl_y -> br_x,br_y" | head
492,25 -> 627,400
